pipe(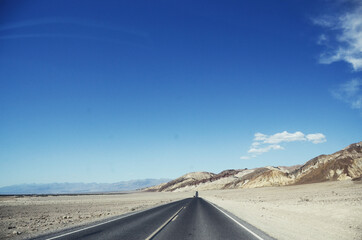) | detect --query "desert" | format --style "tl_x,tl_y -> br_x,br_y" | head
202,180 -> 362,240
0,179 -> 361,240
1,142 -> 362,240
0,191 -> 192,240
